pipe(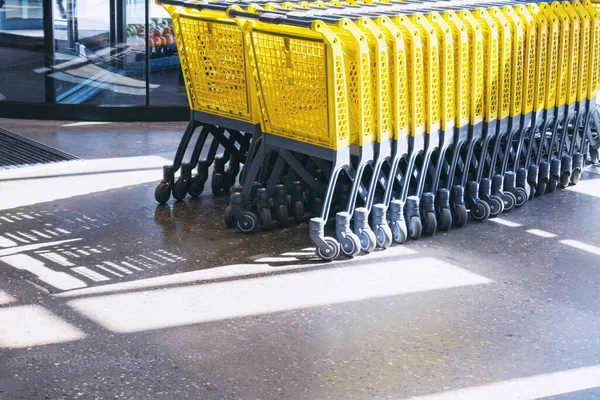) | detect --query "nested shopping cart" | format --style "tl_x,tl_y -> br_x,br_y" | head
155,0 -> 600,261
155,1 -> 262,204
